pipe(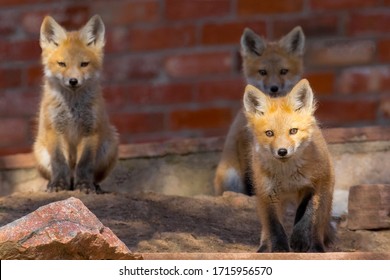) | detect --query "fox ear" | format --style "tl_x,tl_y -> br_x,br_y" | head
289,79 -> 316,113
80,15 -> 105,48
241,28 -> 266,56
279,26 -> 305,56
243,85 -> 268,115
40,16 -> 67,48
